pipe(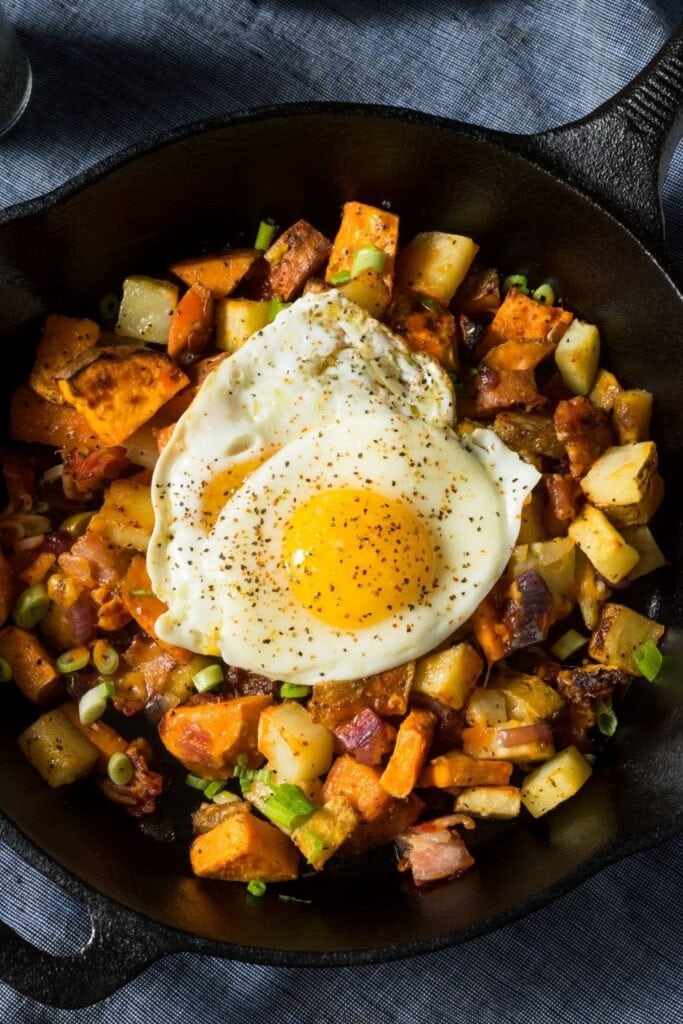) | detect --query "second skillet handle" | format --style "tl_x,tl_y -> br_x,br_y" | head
516,29 -> 683,260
